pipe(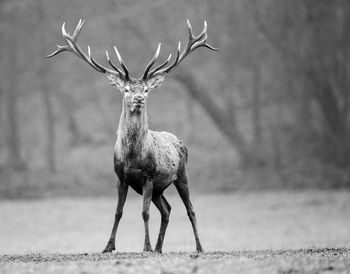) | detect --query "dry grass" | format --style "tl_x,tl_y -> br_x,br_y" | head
0,191 -> 349,273
1,249 -> 350,273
